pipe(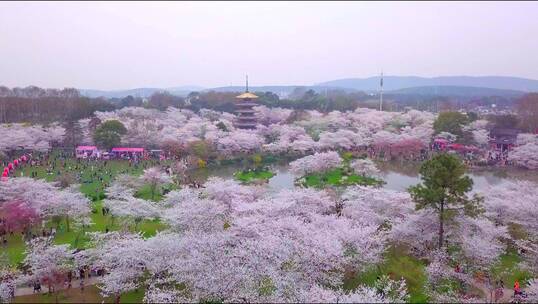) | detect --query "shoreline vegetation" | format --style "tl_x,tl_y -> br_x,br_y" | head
297,167 -> 384,188
234,168 -> 275,184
